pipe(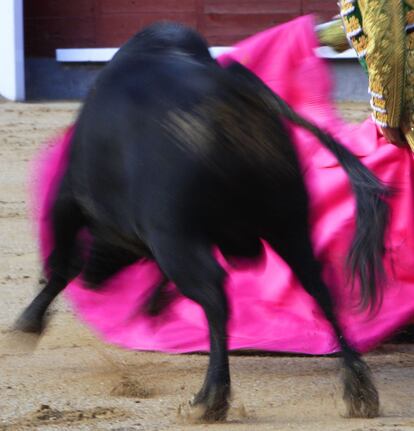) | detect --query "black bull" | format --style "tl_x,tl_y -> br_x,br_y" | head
15,22 -> 390,422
